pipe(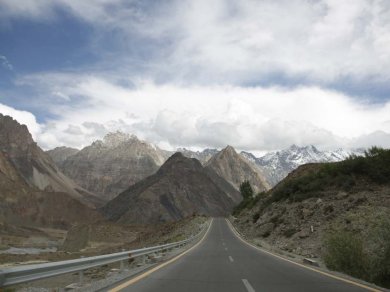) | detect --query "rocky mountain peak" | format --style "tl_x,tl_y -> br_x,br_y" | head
0,114 -> 103,209
101,150 -> 241,224
221,145 -> 236,155
169,151 -> 185,159
46,146 -> 79,166
0,114 -> 34,151
251,144 -> 364,187
102,131 -> 138,148
158,152 -> 203,174
206,145 -> 270,193
58,131 -> 170,200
